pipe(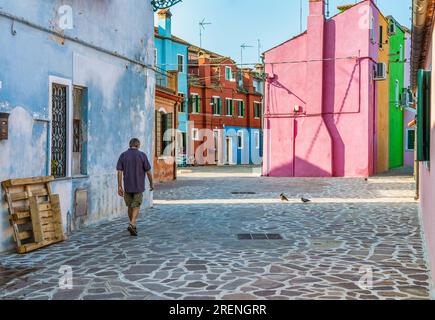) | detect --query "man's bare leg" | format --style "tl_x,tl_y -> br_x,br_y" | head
128,207 -> 133,223
130,208 -> 140,227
